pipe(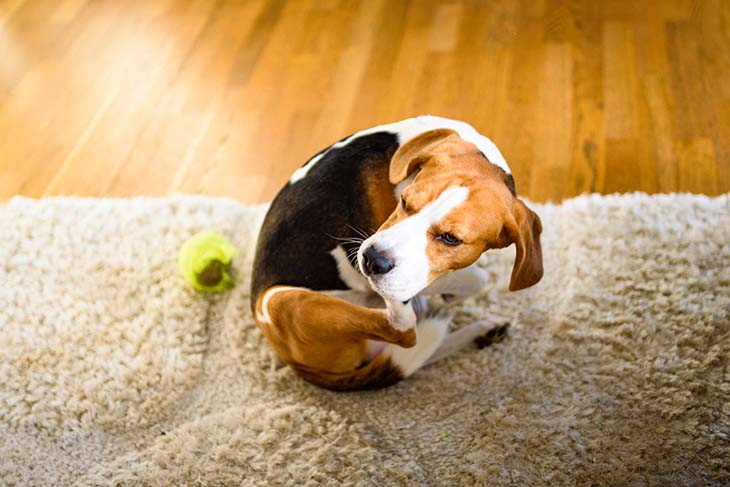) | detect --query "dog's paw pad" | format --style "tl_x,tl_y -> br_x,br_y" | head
474,322 -> 510,349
